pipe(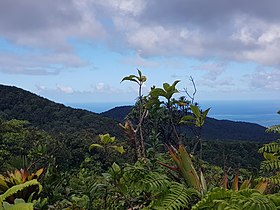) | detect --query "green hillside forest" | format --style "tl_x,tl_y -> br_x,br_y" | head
0,70 -> 279,209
